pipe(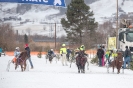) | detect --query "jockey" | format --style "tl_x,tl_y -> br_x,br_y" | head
14,47 -> 21,63
109,49 -> 117,62
79,45 -> 88,56
66,47 -> 72,61
105,50 -> 111,65
48,49 -> 55,57
60,44 -> 67,66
